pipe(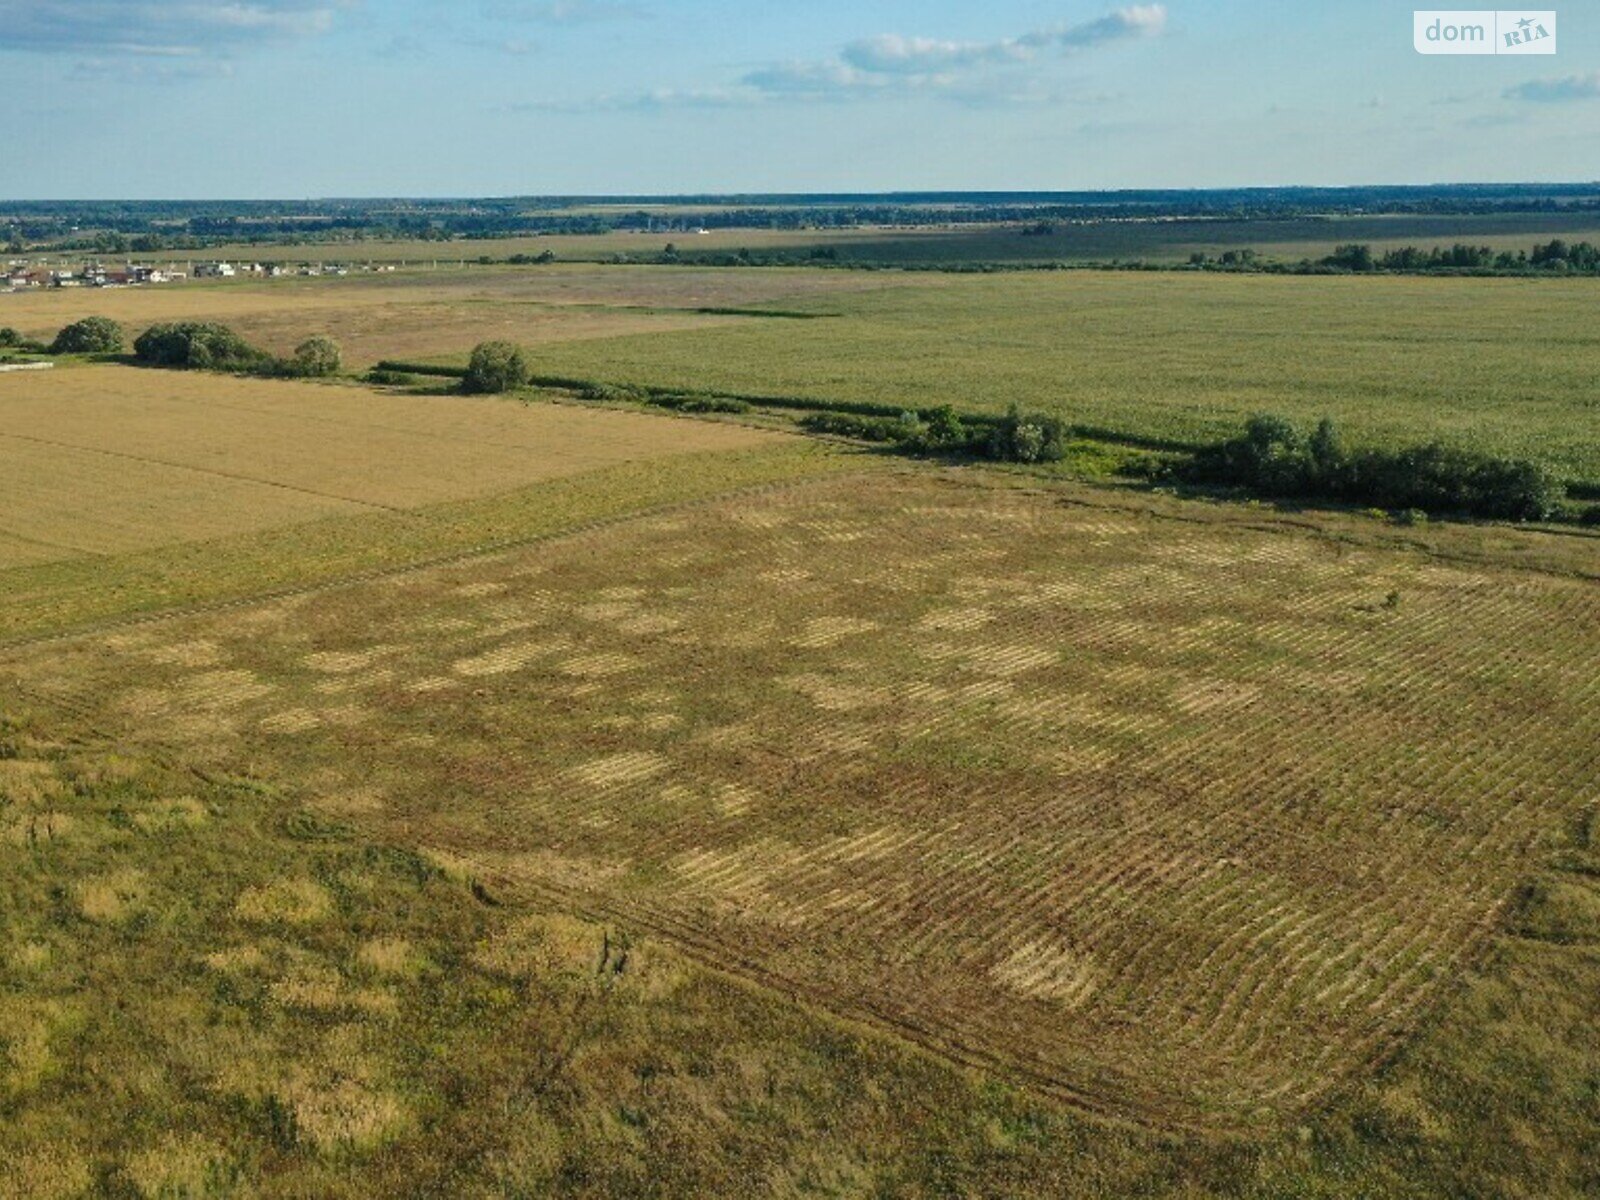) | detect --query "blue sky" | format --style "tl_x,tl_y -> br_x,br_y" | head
2,1 -> 1597,198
